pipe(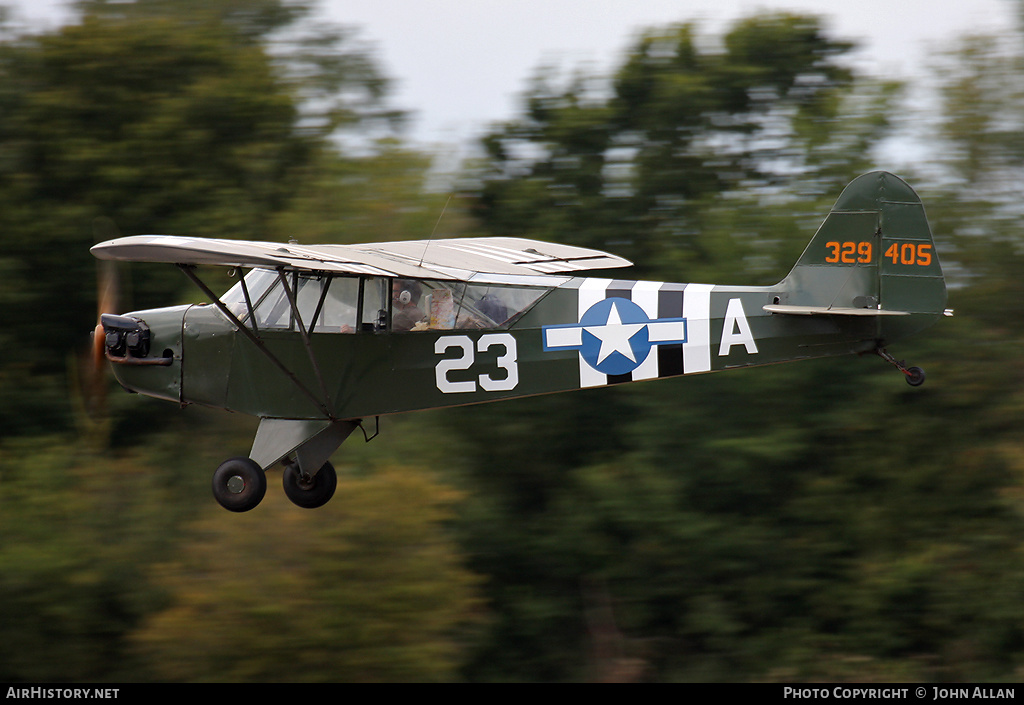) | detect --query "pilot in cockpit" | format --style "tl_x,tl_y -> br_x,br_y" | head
391,280 -> 426,332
